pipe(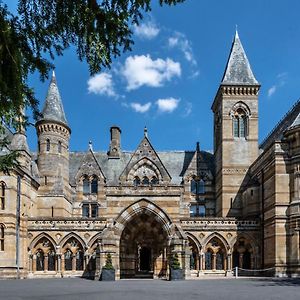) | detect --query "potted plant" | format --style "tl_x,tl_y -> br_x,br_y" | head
101,253 -> 115,281
169,253 -> 184,281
